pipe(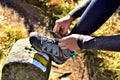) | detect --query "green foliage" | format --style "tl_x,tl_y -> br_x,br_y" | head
82,49 -> 120,80
0,20 -> 26,59
26,0 -> 79,29
100,51 -> 120,80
